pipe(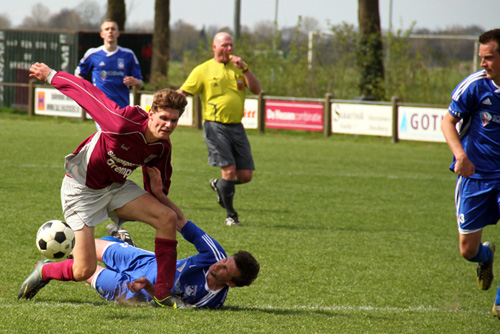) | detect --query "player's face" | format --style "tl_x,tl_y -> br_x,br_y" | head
209,257 -> 241,286
146,108 -> 180,142
213,34 -> 234,64
100,21 -> 120,44
479,41 -> 500,85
